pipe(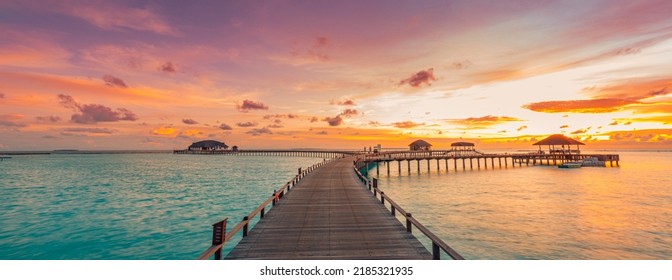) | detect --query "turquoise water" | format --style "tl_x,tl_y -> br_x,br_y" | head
2,151 -> 671,259
366,151 -> 672,259
0,153 -> 322,259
